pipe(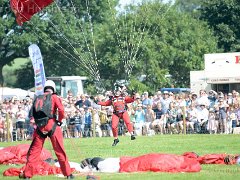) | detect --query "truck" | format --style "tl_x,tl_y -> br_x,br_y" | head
46,76 -> 87,98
